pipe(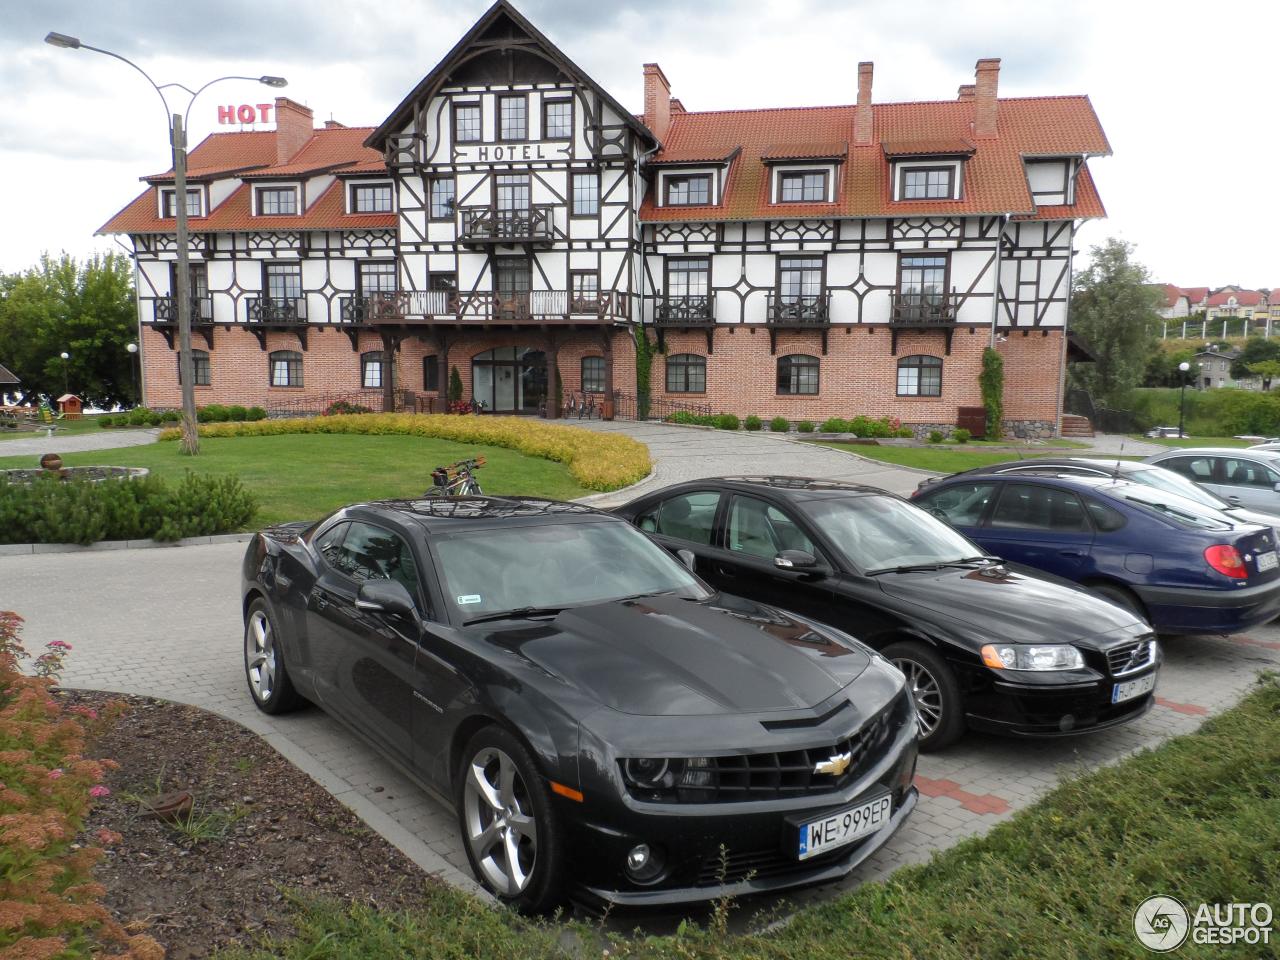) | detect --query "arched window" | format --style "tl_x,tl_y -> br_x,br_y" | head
360,351 -> 384,389
897,355 -> 942,397
423,354 -> 439,392
666,354 -> 706,393
776,354 -> 819,395
581,356 -> 605,393
268,350 -> 302,388
177,349 -> 211,387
